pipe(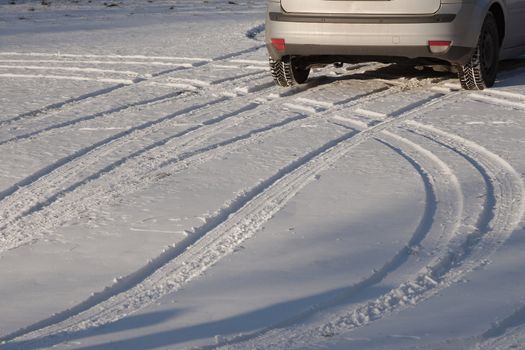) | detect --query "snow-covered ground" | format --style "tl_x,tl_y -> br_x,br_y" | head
1,1 -> 525,350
